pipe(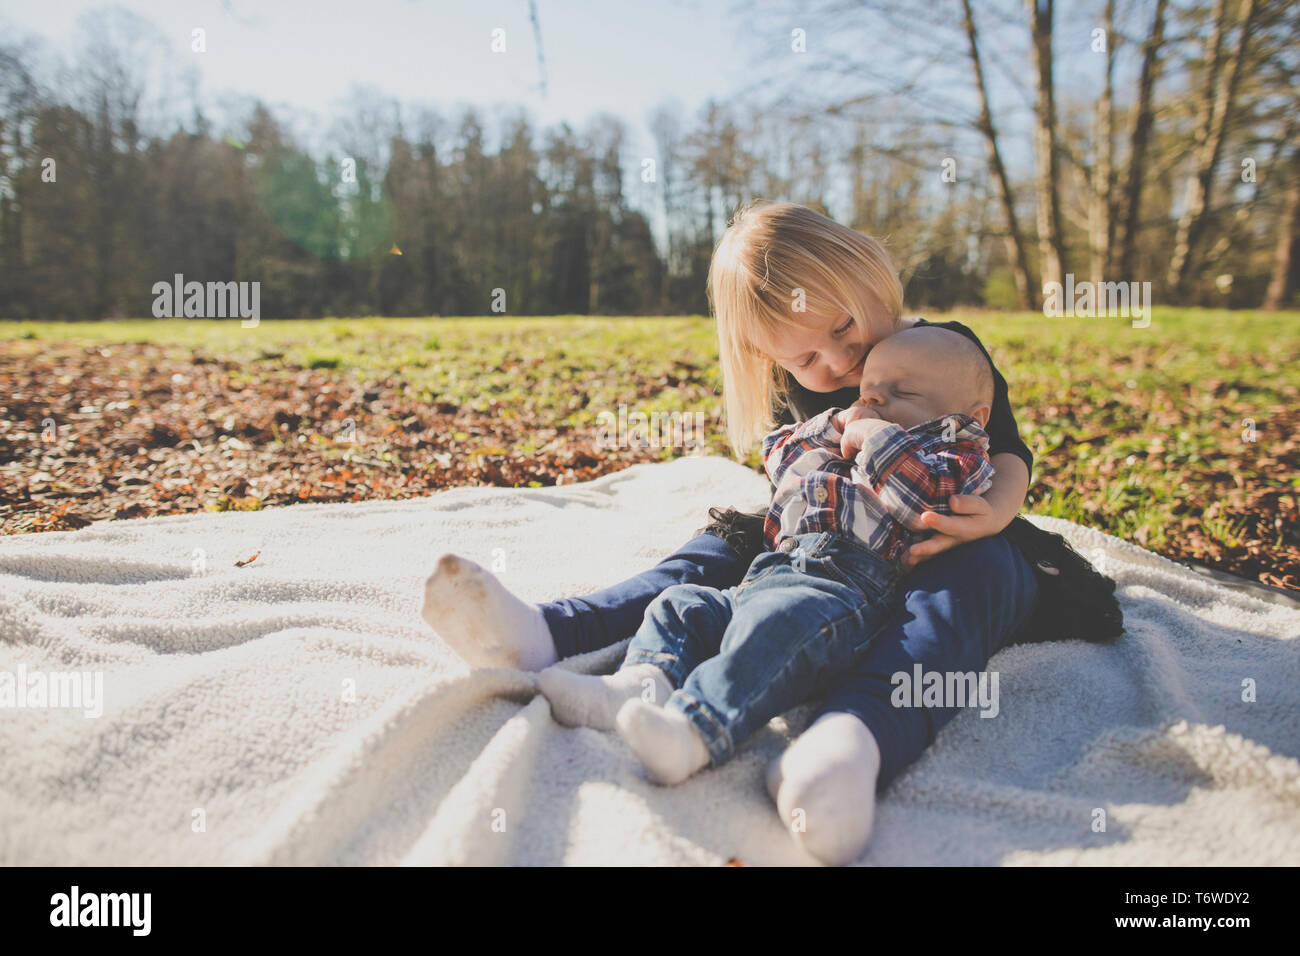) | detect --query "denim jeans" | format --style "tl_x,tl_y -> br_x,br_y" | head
623,531 -> 902,766
540,529 -> 1039,789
